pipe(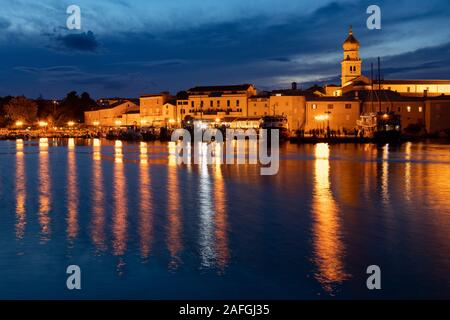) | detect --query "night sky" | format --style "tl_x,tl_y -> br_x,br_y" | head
1,0 -> 449,99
